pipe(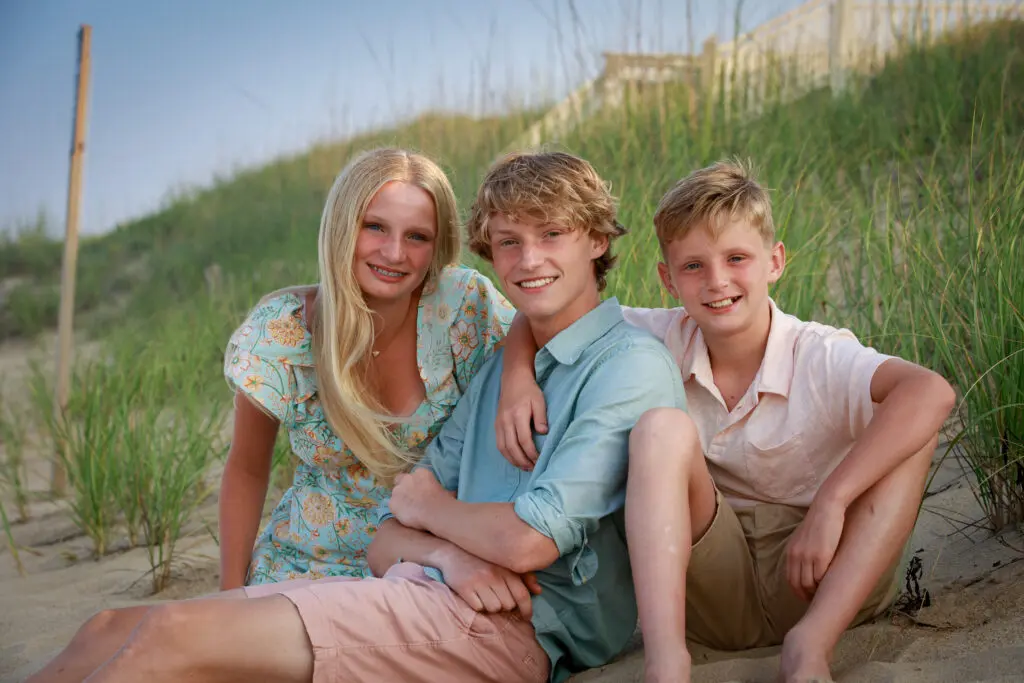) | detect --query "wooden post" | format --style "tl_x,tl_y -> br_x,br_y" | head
829,0 -> 852,96
51,24 -> 92,495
